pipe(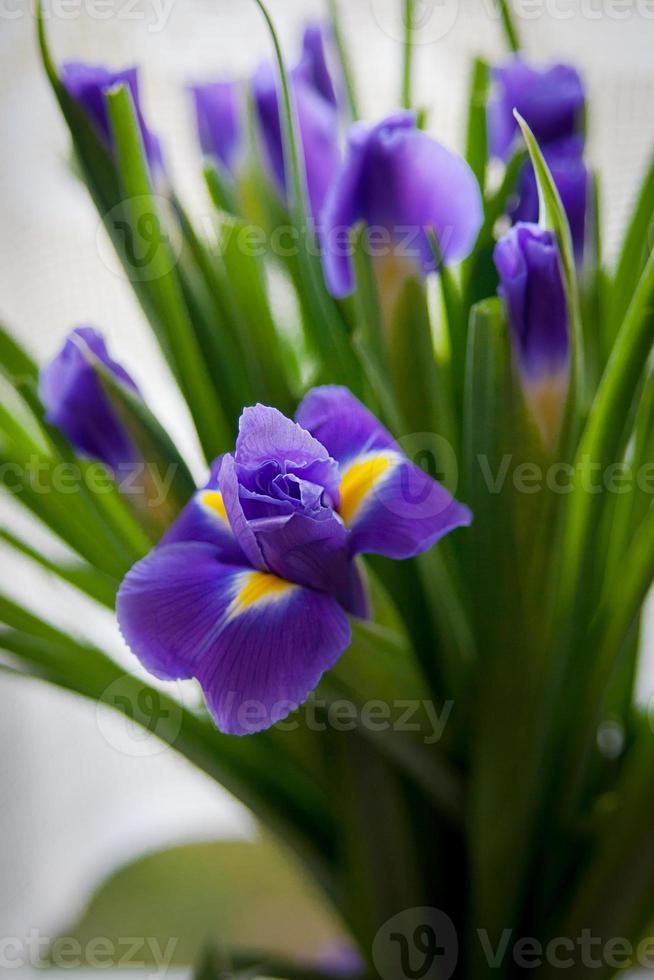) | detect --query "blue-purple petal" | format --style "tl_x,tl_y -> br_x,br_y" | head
39,327 -> 140,471
190,80 -> 241,172
296,384 -> 396,467
295,24 -> 338,107
61,62 -> 164,175
321,112 -> 483,297
297,386 -> 472,559
249,509 -> 351,596
489,58 -> 585,161
494,222 -> 569,382
252,62 -> 341,224
117,541 -> 351,734
511,139 -> 588,260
